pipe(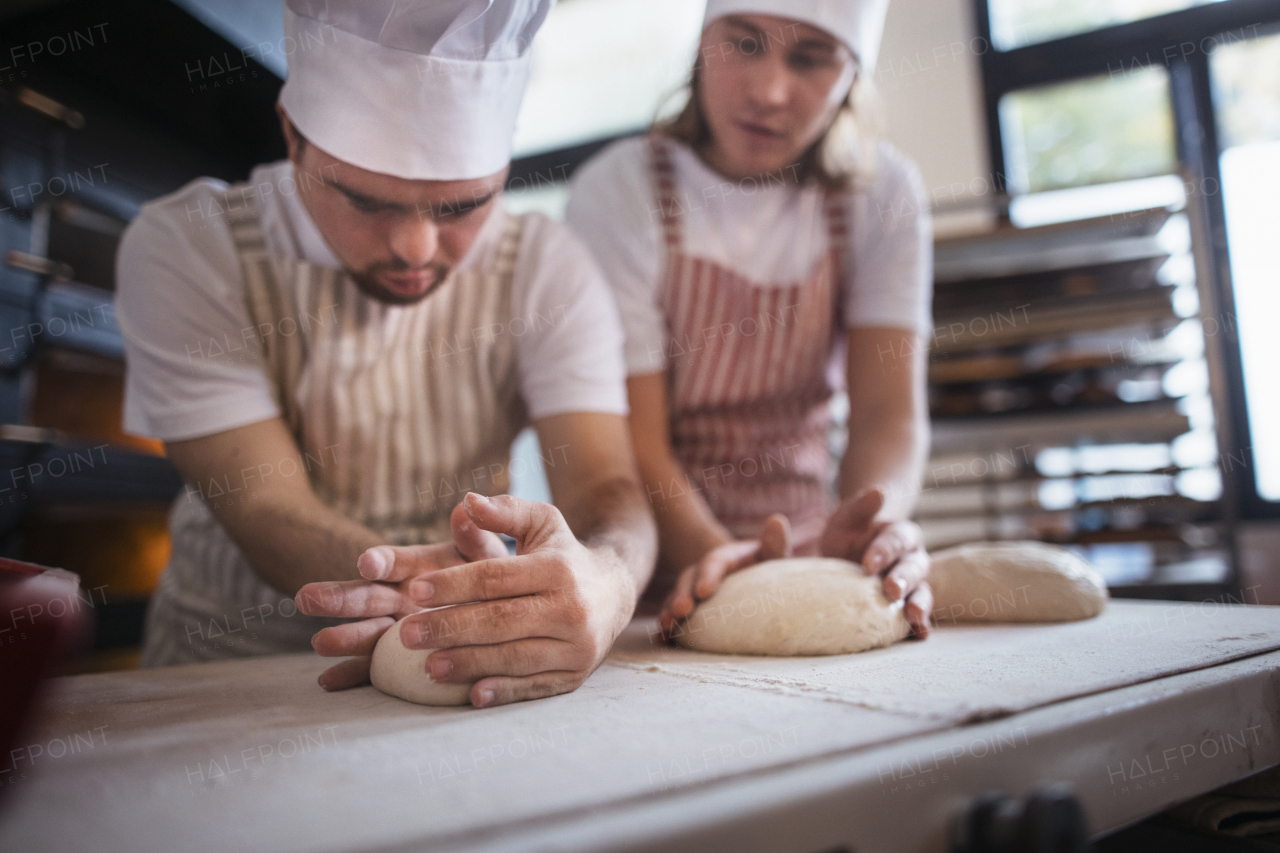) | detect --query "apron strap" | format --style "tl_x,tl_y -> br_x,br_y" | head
823,189 -> 851,334
647,135 -> 684,254
221,185 -> 266,253
219,184 -> 306,435
493,208 -> 527,280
